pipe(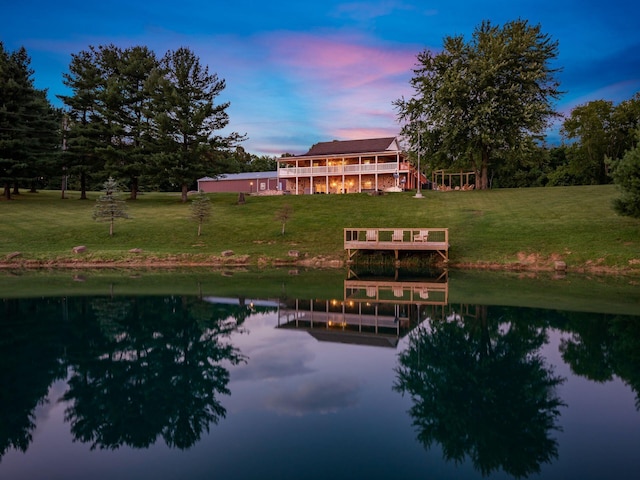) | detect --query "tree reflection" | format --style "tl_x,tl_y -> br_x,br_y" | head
0,299 -> 67,460
560,312 -> 640,409
395,305 -> 565,478
62,296 -> 244,450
